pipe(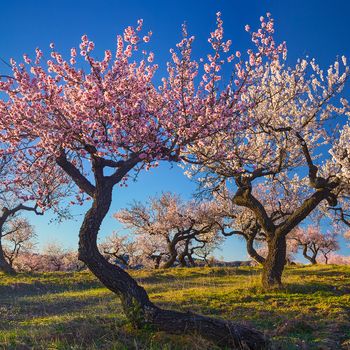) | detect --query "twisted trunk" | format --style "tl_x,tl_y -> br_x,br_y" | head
302,244 -> 317,265
323,253 -> 329,265
187,252 -> 196,267
161,241 -> 178,268
78,185 -> 268,349
0,240 -> 15,274
0,203 -> 42,275
262,235 -> 286,289
178,239 -> 190,267
151,255 -> 162,269
178,253 -> 188,267
246,236 -> 265,265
